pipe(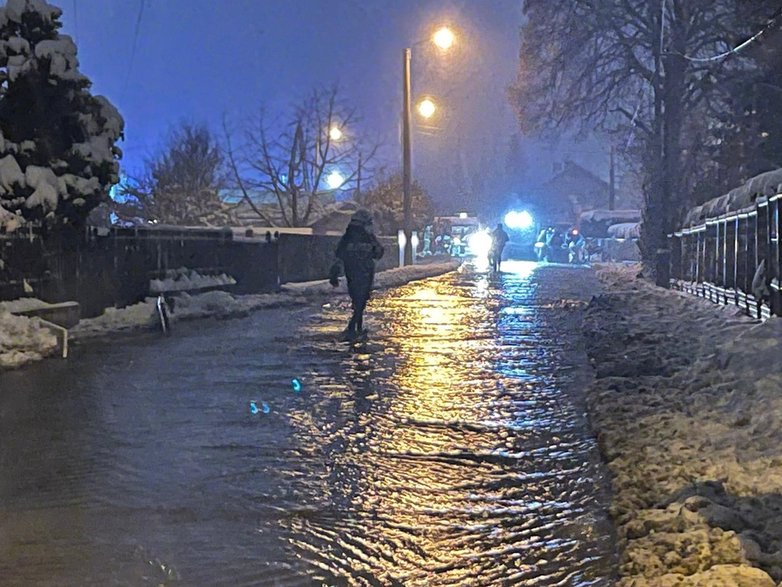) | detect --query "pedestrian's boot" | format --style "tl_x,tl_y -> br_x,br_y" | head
340,326 -> 356,342
340,316 -> 359,342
